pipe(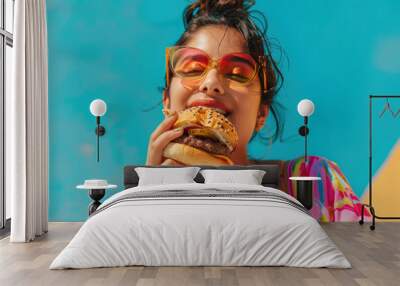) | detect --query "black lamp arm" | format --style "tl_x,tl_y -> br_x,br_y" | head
298,116 -> 309,164
94,116 -> 106,162
95,117 -> 106,136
